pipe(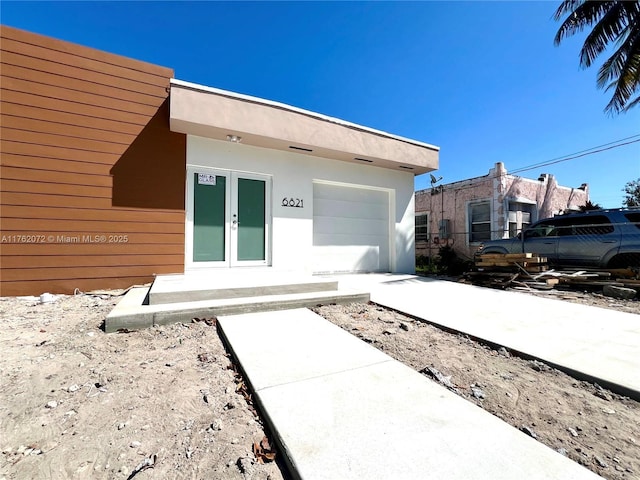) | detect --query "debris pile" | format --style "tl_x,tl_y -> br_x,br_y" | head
475,253 -> 548,273
467,253 -> 639,298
